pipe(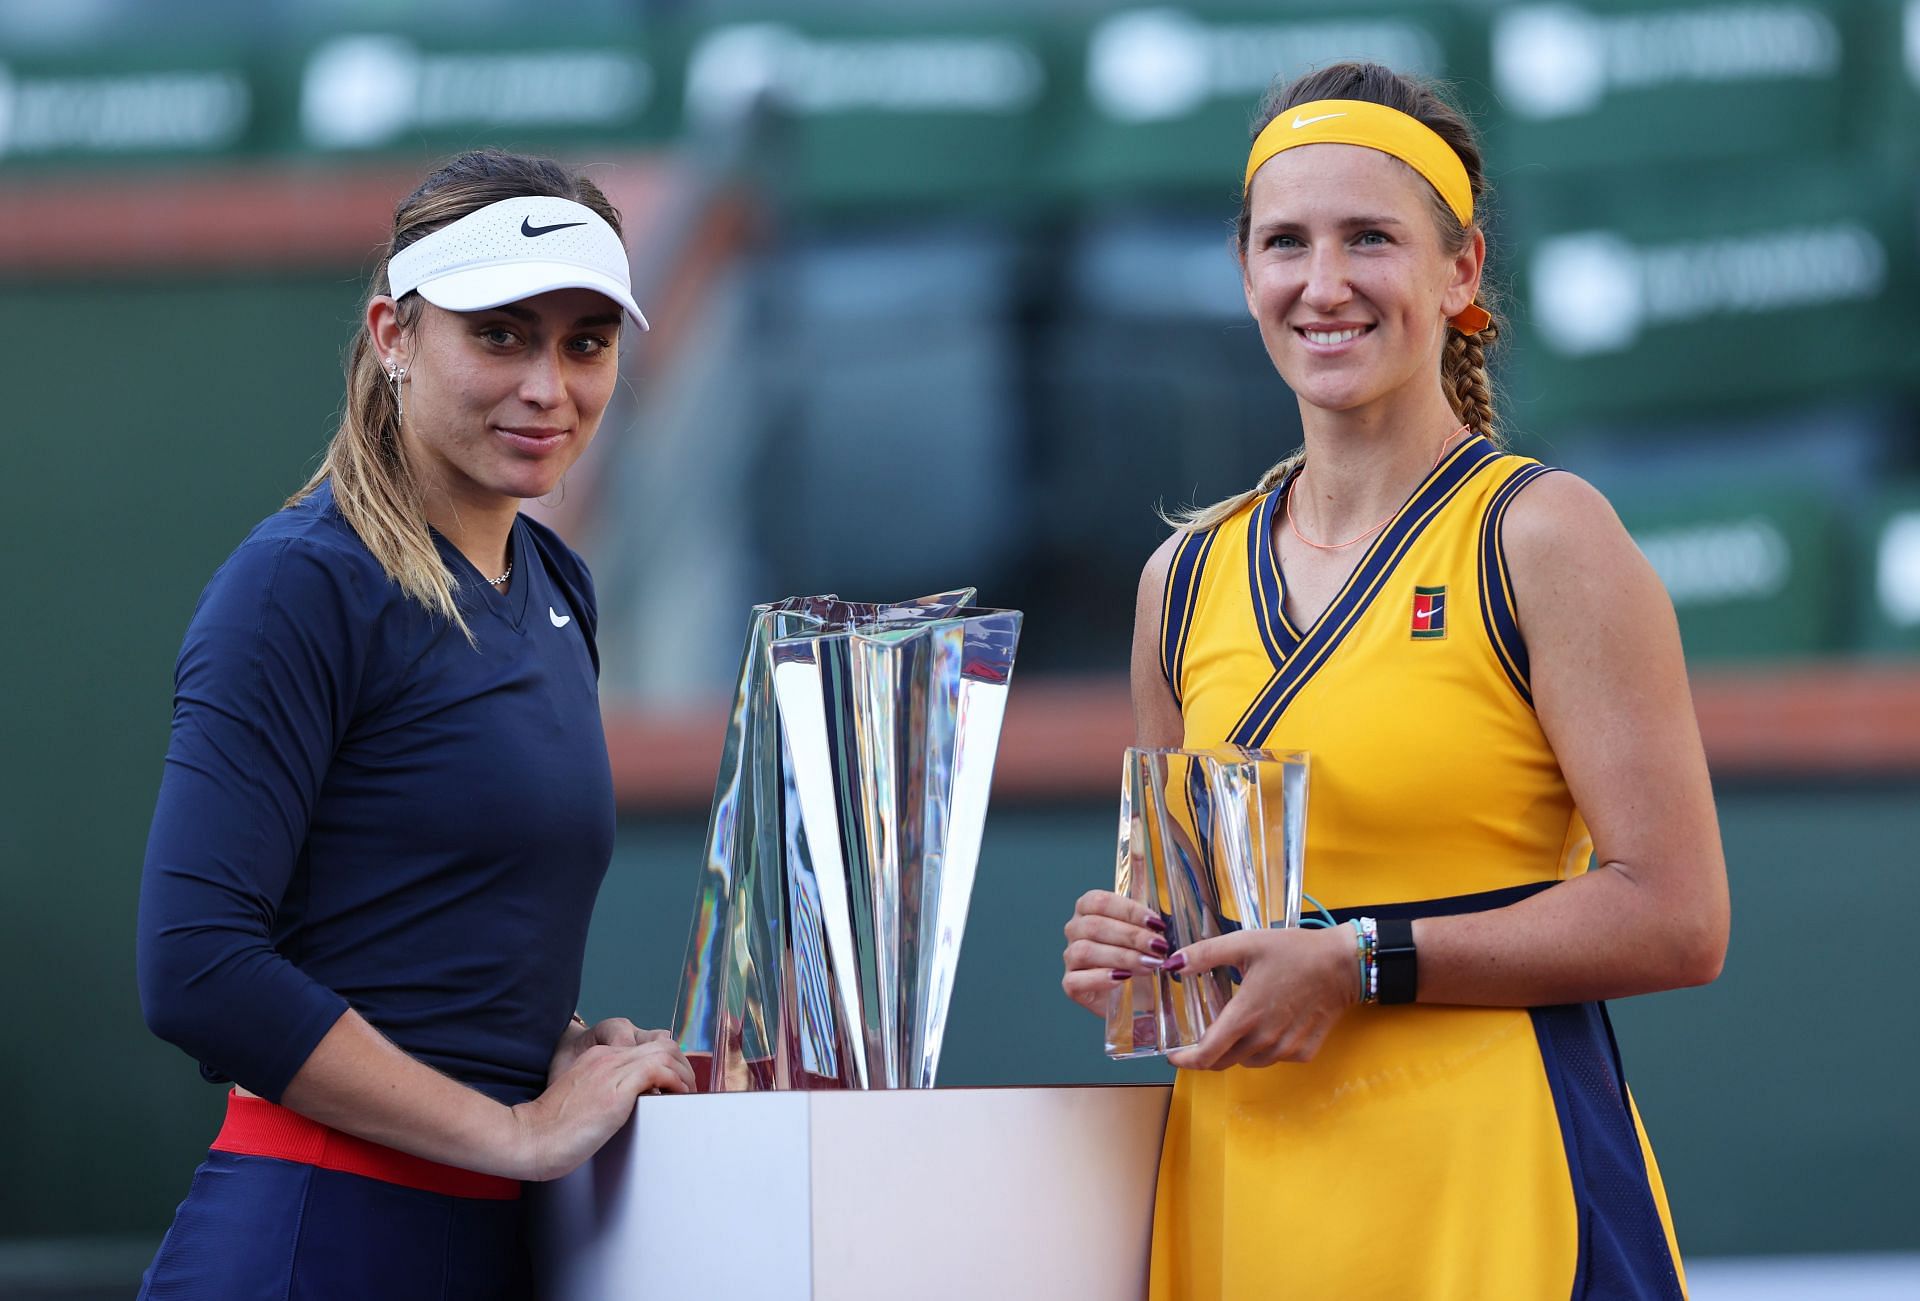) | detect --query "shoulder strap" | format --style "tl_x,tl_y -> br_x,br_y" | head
1159,524 -> 1221,706
1476,460 -> 1562,707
